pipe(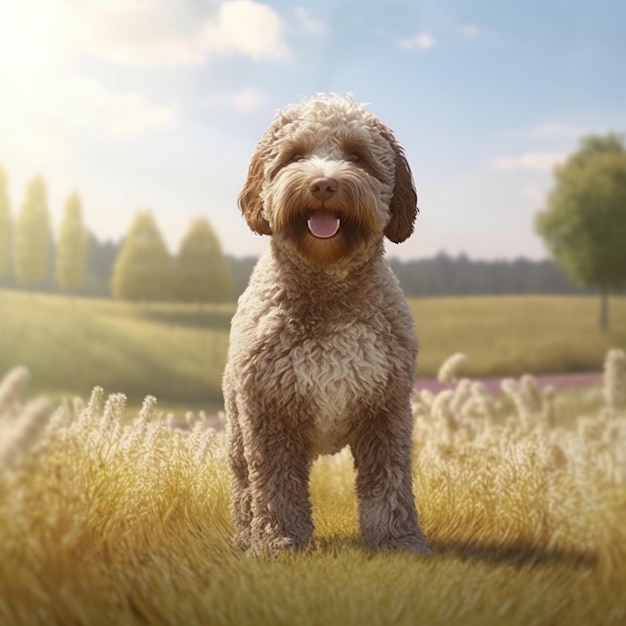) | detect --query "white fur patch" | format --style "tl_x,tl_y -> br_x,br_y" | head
290,322 -> 390,455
